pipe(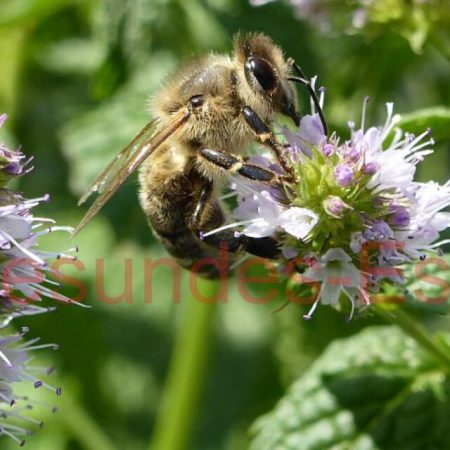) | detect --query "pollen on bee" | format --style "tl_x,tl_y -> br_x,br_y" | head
230,161 -> 243,173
